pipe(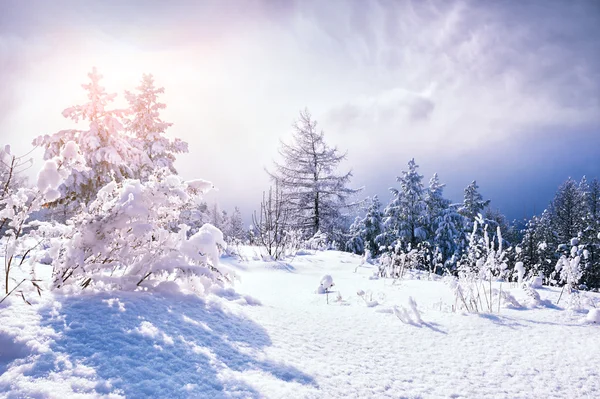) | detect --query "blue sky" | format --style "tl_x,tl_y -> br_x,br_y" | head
1,0 -> 599,221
